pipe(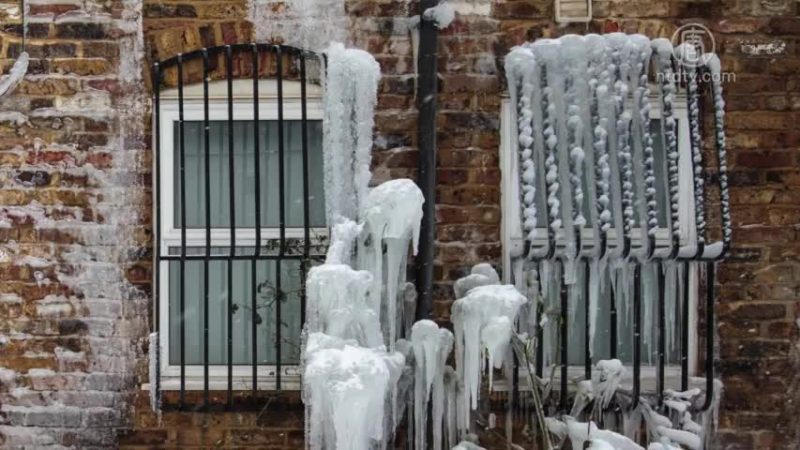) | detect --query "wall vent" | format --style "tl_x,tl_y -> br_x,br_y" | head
555,0 -> 592,23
